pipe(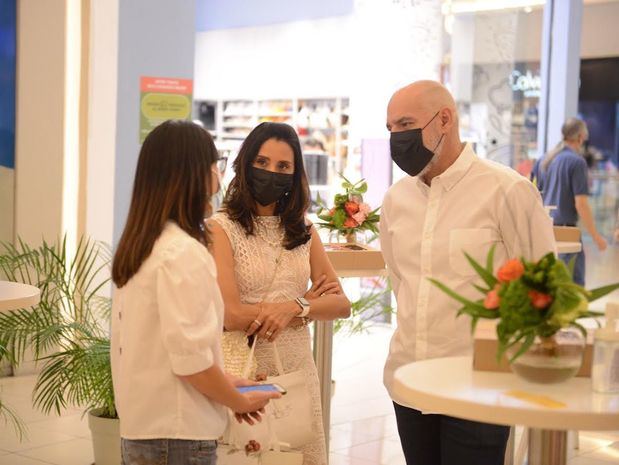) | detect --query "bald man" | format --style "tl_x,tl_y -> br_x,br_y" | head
380,81 -> 556,465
